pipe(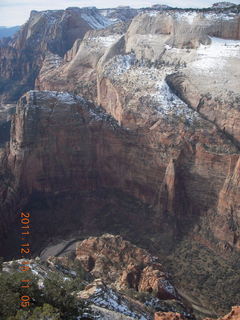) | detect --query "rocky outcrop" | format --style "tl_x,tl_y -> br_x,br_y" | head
212,2 -> 236,8
154,306 -> 240,320
76,234 -> 177,299
5,90 -> 125,200
99,6 -> 139,23
154,312 -> 186,320
77,279 -> 151,320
